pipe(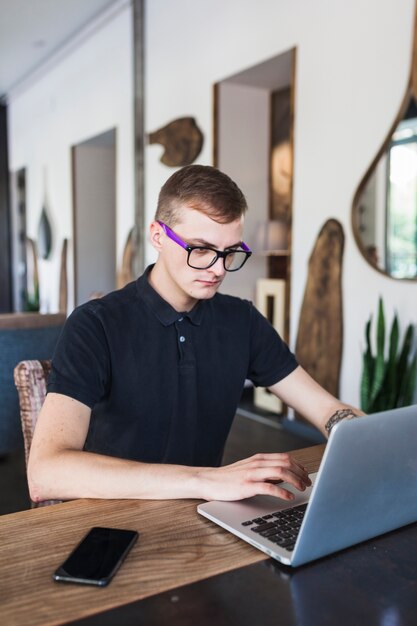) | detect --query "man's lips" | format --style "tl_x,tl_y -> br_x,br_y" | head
196,279 -> 221,286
